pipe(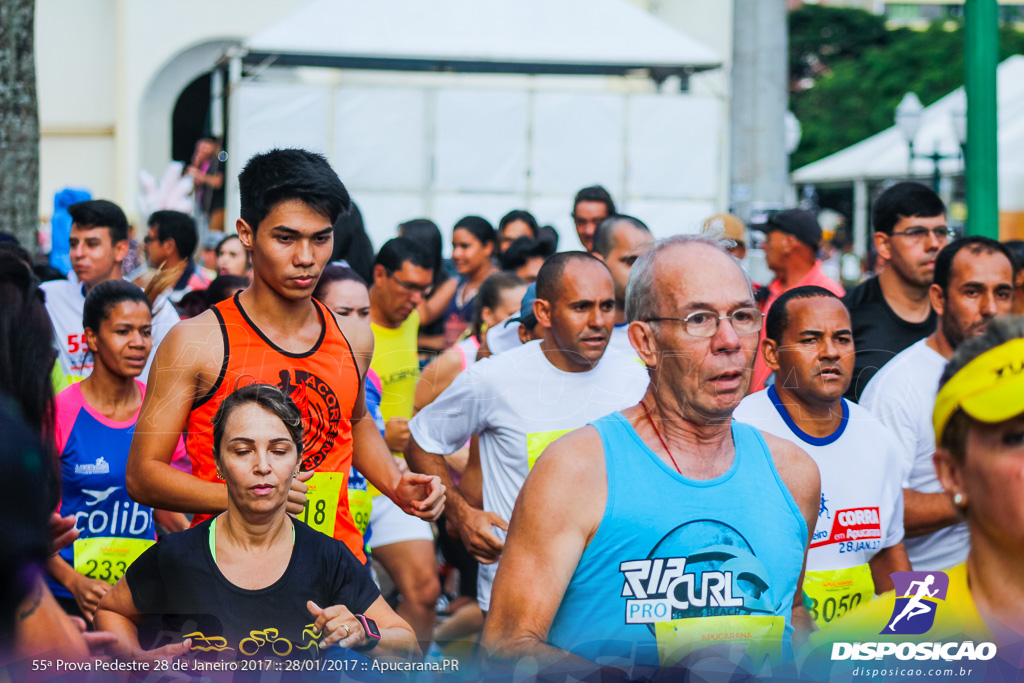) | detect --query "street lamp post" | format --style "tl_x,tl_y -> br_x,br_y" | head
894,92 -> 965,194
